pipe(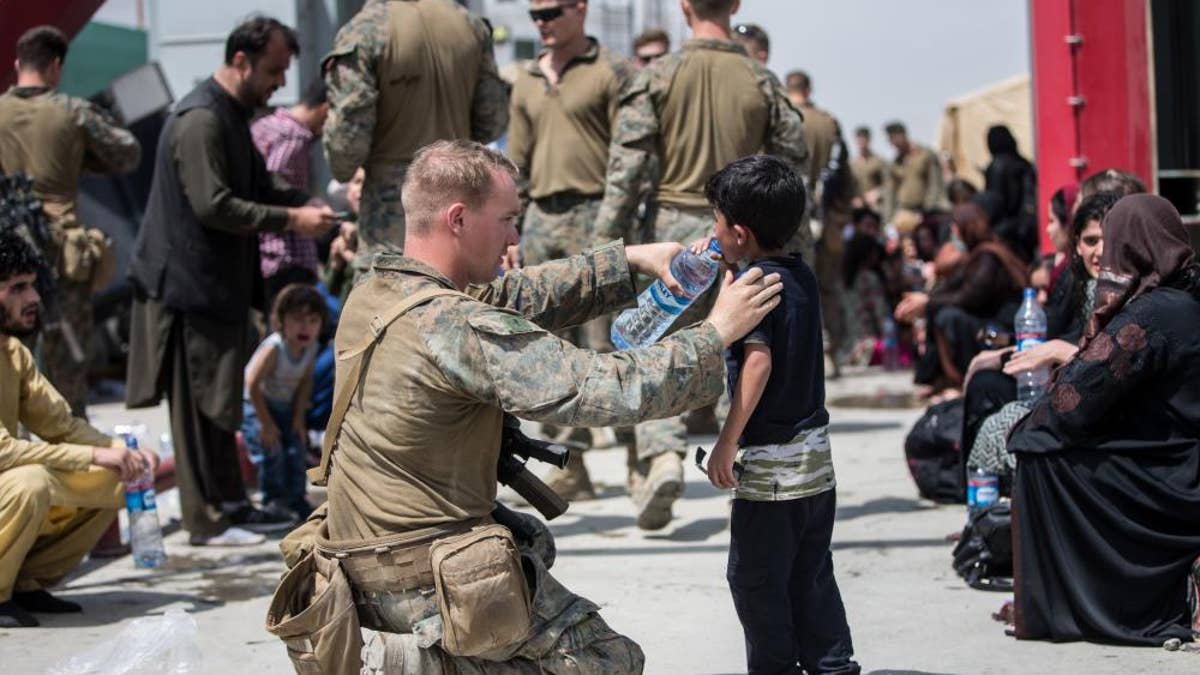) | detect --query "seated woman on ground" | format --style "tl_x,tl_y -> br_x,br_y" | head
961,191 -> 1121,478
1008,193 -> 1200,645
841,233 -> 893,366
900,201 -> 1027,399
